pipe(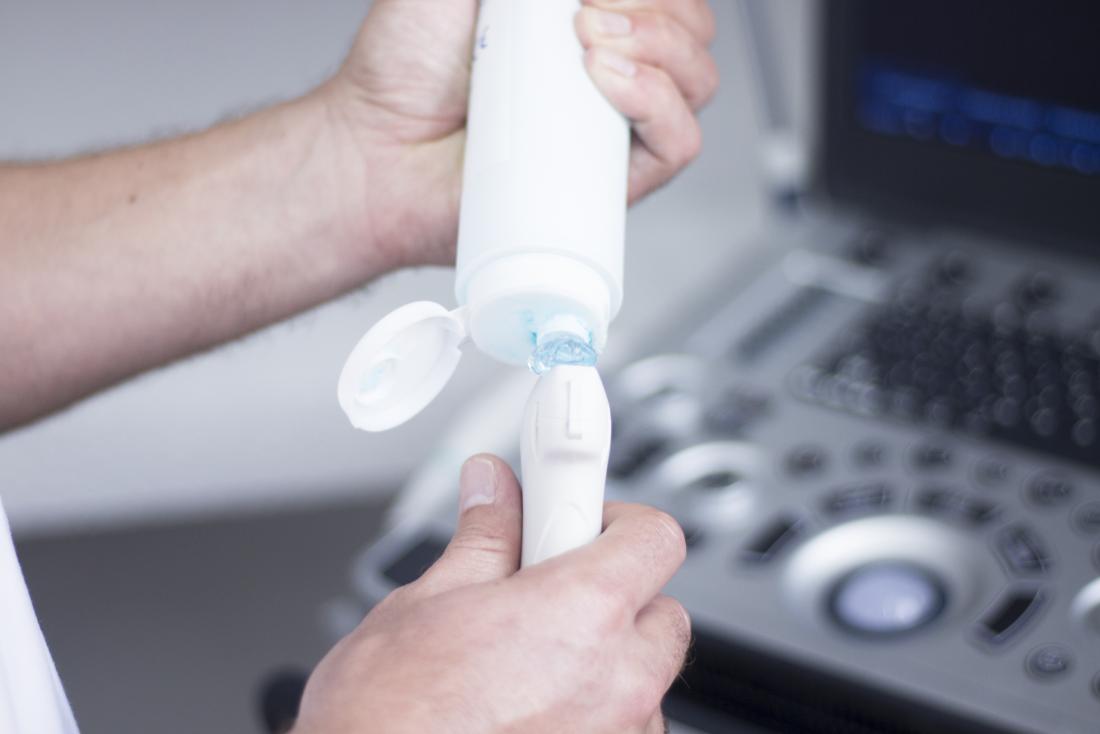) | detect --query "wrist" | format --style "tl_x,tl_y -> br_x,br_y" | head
278,86 -> 400,279
310,77 -> 464,271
